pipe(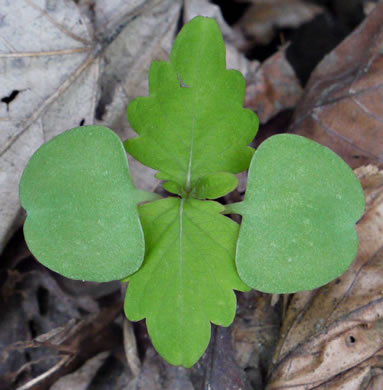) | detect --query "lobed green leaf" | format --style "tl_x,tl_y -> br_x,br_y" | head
125,16 -> 259,196
124,197 -> 249,367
